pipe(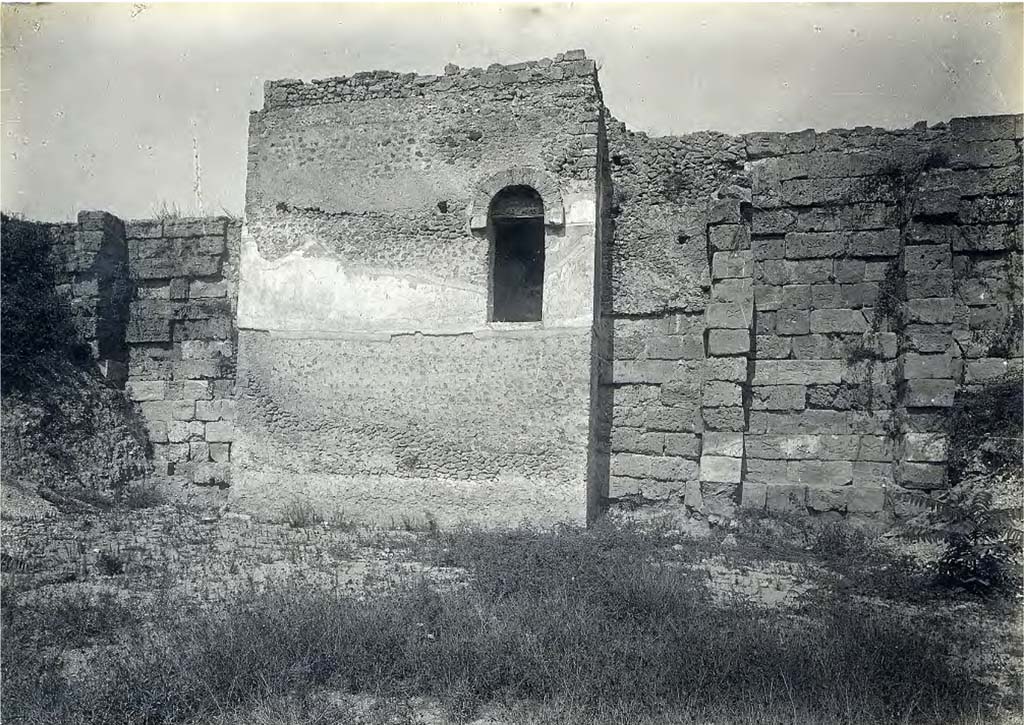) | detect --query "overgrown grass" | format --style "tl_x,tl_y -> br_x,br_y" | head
3,520 -> 1009,725
282,498 -> 322,529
